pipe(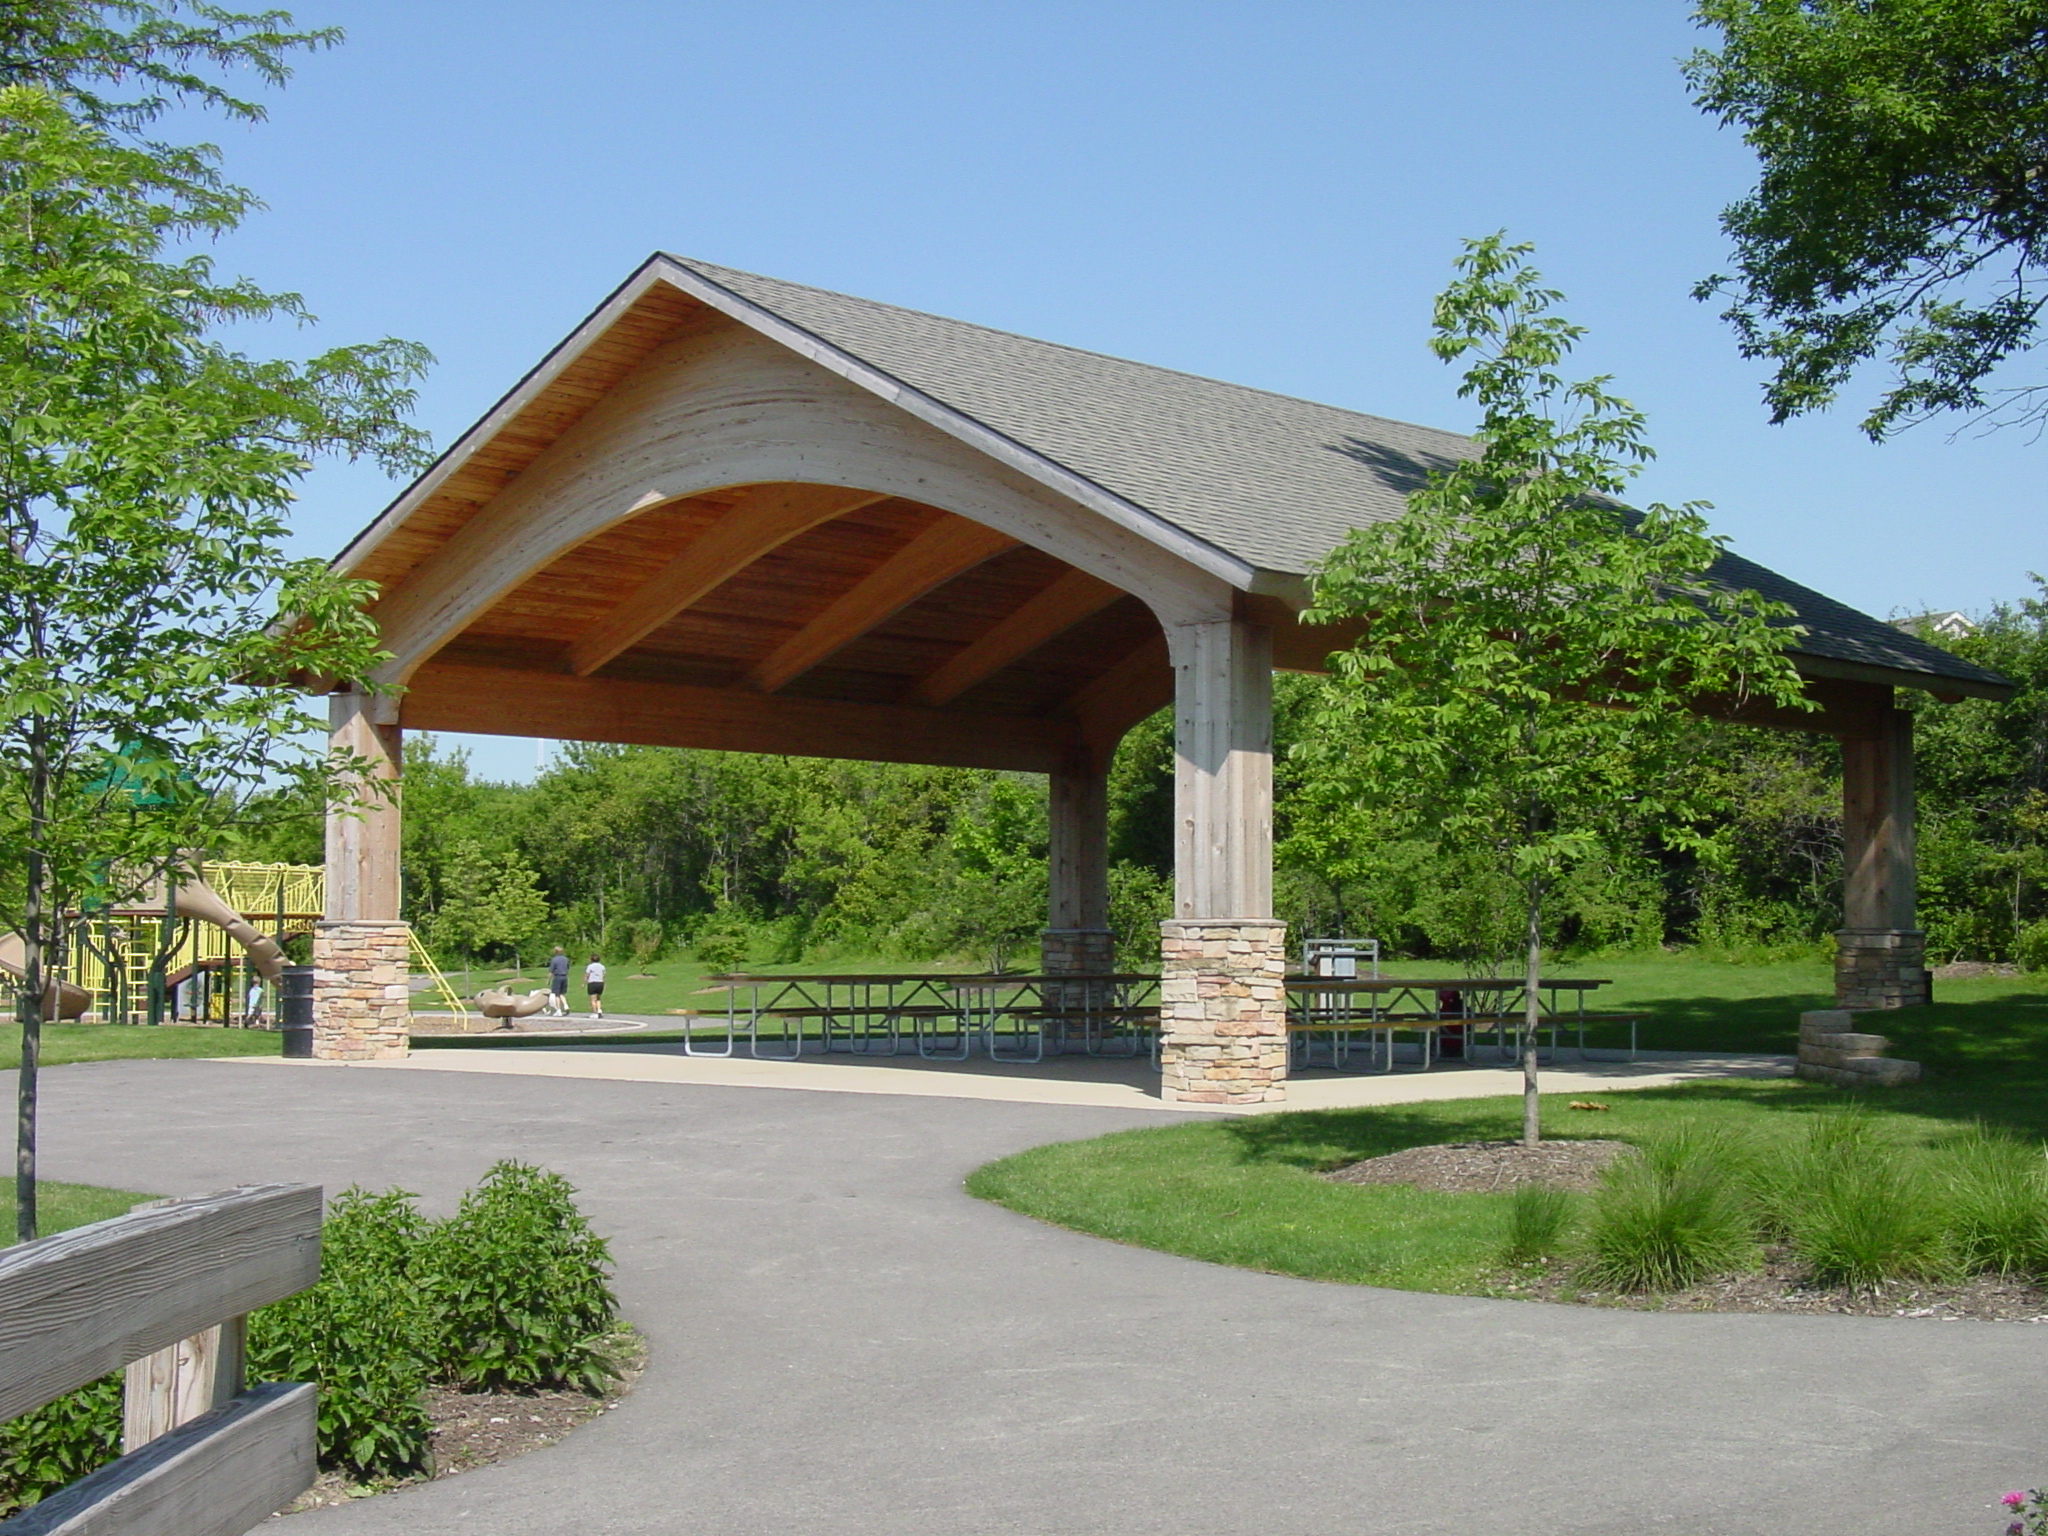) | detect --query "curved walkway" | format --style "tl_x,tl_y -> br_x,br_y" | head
26,1059 -> 2043,1535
